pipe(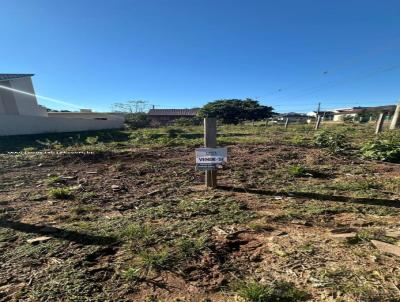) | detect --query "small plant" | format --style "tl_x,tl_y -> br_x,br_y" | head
248,222 -> 274,232
121,223 -> 156,245
139,249 -> 170,270
22,147 -> 37,152
288,165 -> 313,177
122,267 -> 142,281
287,165 -> 327,178
36,139 -> 63,150
85,136 -> 99,145
166,128 -> 185,138
347,228 -> 397,245
314,131 -> 347,153
48,187 -> 73,199
112,162 -> 124,172
46,175 -> 62,185
175,237 -> 207,259
361,139 -> 400,163
70,205 -> 98,216
235,280 -> 309,302
299,243 -> 316,255
145,295 -> 158,302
